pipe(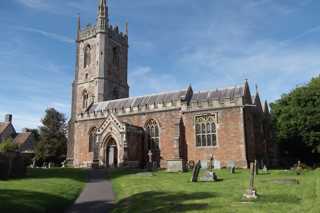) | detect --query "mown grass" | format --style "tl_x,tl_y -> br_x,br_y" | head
0,168 -> 86,213
111,168 -> 320,213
